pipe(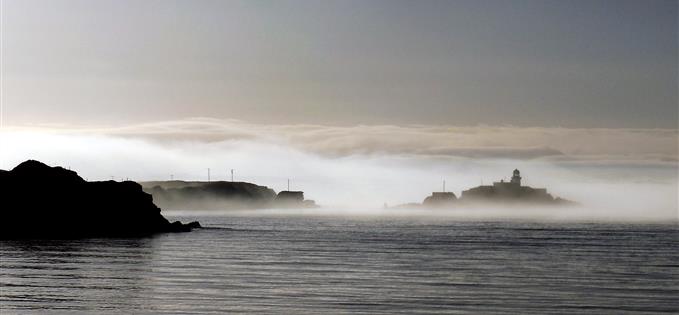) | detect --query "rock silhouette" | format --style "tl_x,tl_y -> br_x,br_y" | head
0,160 -> 200,239
394,169 -> 575,209
458,169 -> 575,205
143,181 -> 277,210
140,181 -> 317,210
274,191 -> 317,208
422,192 -> 457,207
